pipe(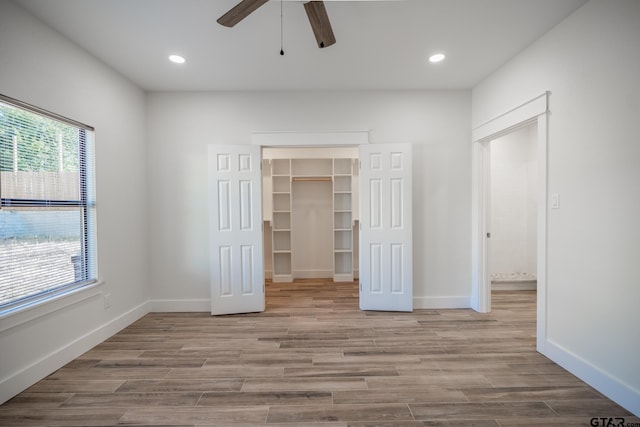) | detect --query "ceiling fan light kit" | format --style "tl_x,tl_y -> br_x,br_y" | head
218,0 -> 336,50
